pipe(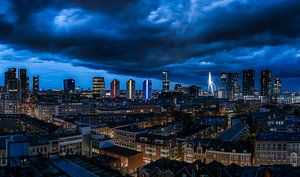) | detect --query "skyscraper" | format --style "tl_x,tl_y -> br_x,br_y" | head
143,79 -> 152,100
174,83 -> 182,92
189,85 -> 199,96
228,72 -> 239,99
110,79 -> 120,98
220,73 -> 227,90
242,69 -> 255,96
92,77 -> 105,98
19,68 -> 29,92
260,69 -> 272,96
220,72 -> 240,99
273,77 -> 282,95
4,68 -> 18,91
126,79 -> 136,100
63,79 -> 75,93
162,71 -> 170,92
220,73 -> 227,98
32,75 -> 39,95
232,73 -> 240,96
